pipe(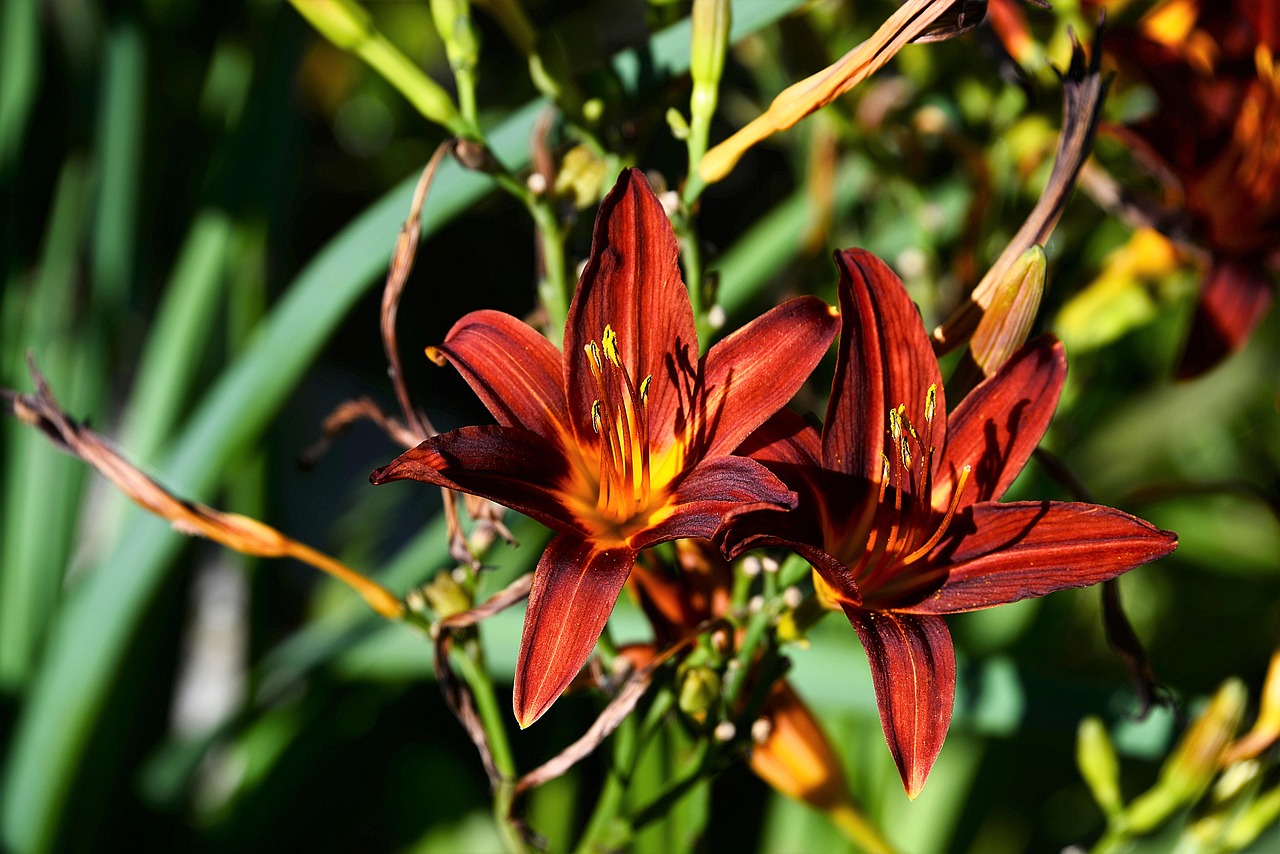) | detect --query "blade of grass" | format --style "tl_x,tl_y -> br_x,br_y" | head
0,0 -> 39,175
0,157 -> 95,692
118,211 -> 233,461
90,22 -> 145,317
